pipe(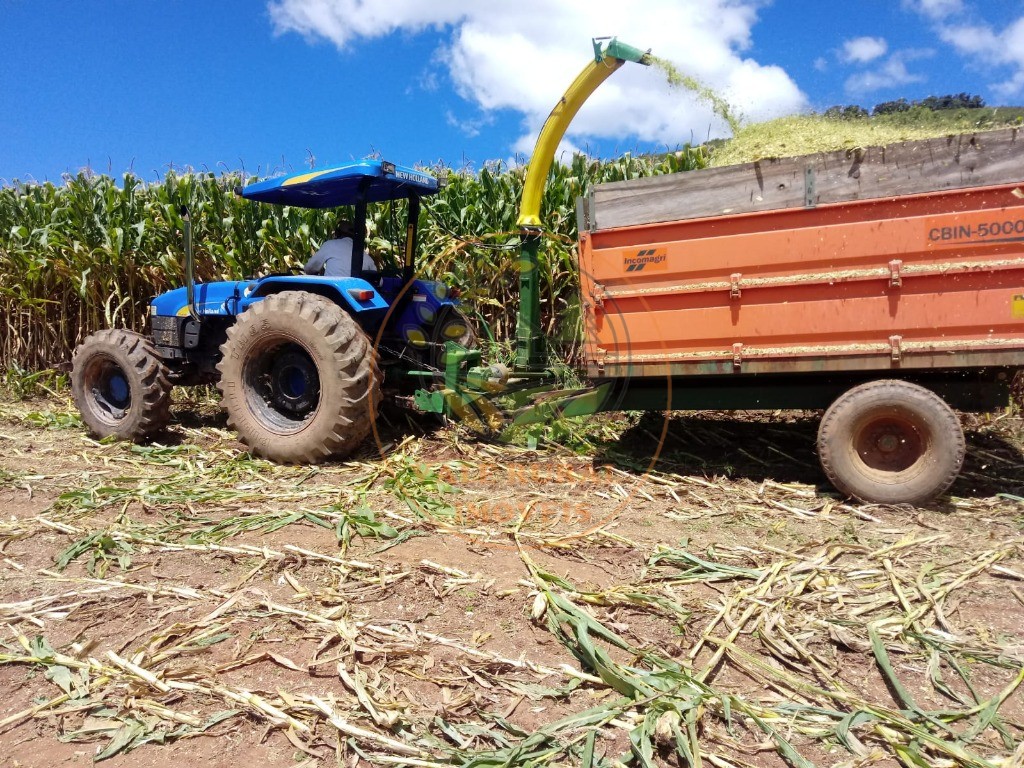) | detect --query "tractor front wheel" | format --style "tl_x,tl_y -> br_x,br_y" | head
71,329 -> 172,440
217,291 -> 380,463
